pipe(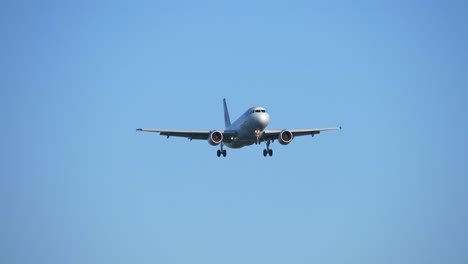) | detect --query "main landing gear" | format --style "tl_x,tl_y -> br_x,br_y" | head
217,143 -> 227,157
263,140 -> 273,157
